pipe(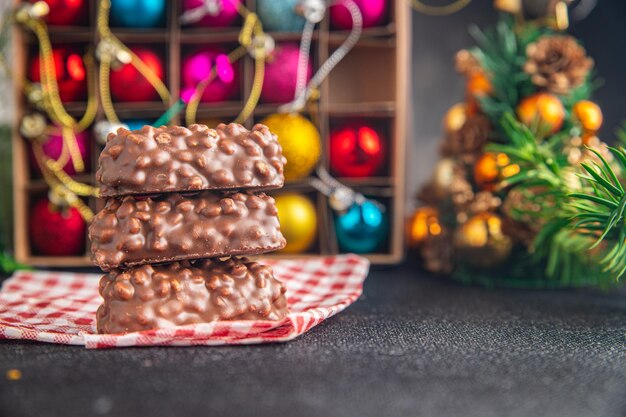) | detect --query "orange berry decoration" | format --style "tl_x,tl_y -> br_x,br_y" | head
466,72 -> 493,115
516,93 -> 565,135
573,100 -> 603,132
409,207 -> 442,248
474,152 -> 520,190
